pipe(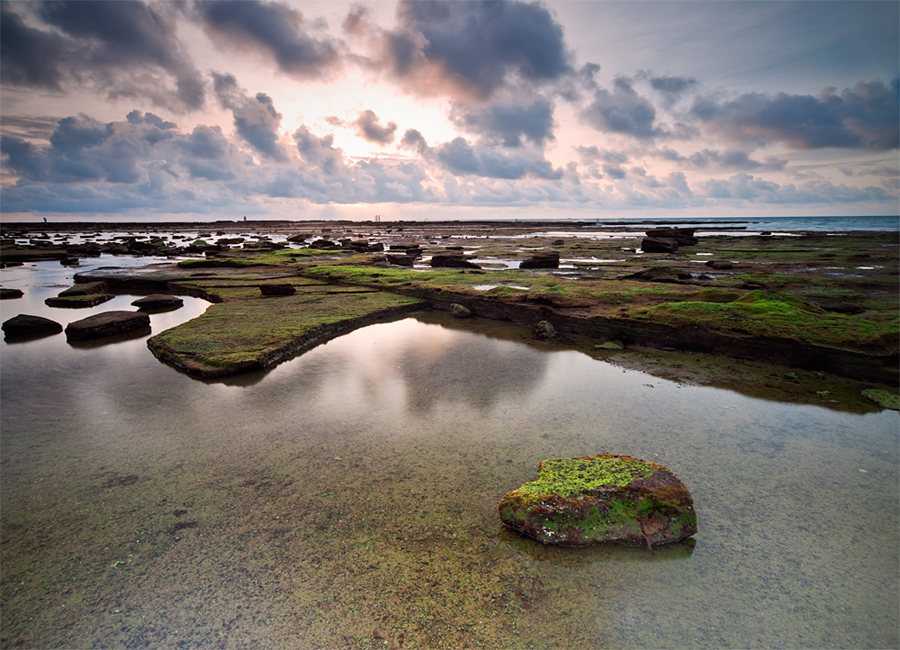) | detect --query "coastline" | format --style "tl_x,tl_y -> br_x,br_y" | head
2,219 -> 898,399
